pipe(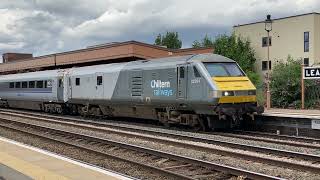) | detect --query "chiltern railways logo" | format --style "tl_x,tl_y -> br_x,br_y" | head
150,80 -> 173,96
